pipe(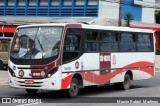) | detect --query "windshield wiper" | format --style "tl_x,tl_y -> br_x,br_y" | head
37,37 -> 44,54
